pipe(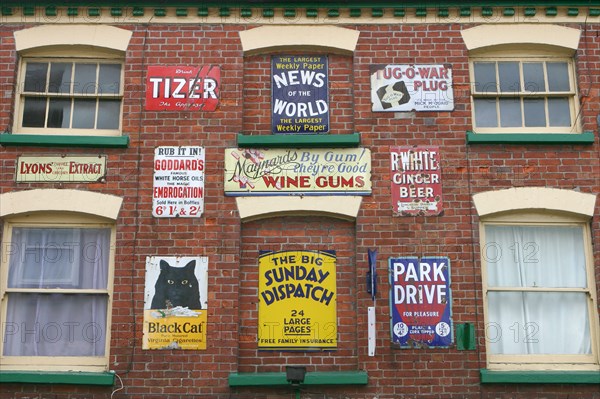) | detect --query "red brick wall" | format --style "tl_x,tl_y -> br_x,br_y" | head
0,19 -> 599,399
